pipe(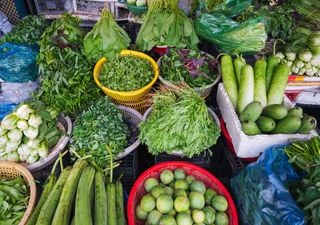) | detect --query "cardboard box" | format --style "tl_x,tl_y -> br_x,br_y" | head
217,83 -> 318,158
